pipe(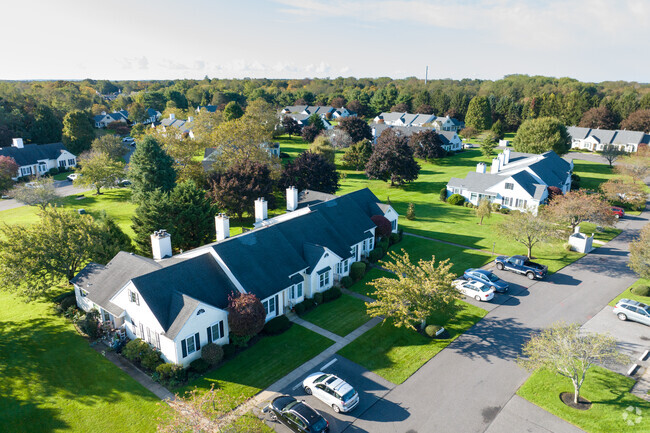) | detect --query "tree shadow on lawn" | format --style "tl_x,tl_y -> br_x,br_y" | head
586,370 -> 650,410
0,317 -> 157,407
451,316 -> 535,363
0,394 -> 68,433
